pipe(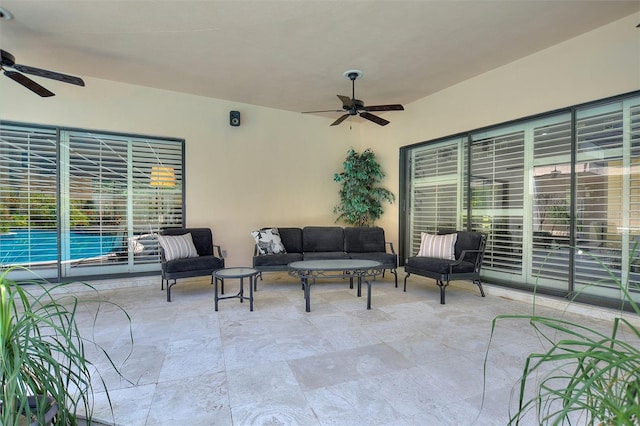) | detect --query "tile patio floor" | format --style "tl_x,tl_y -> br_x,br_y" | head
60,271 -> 631,425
